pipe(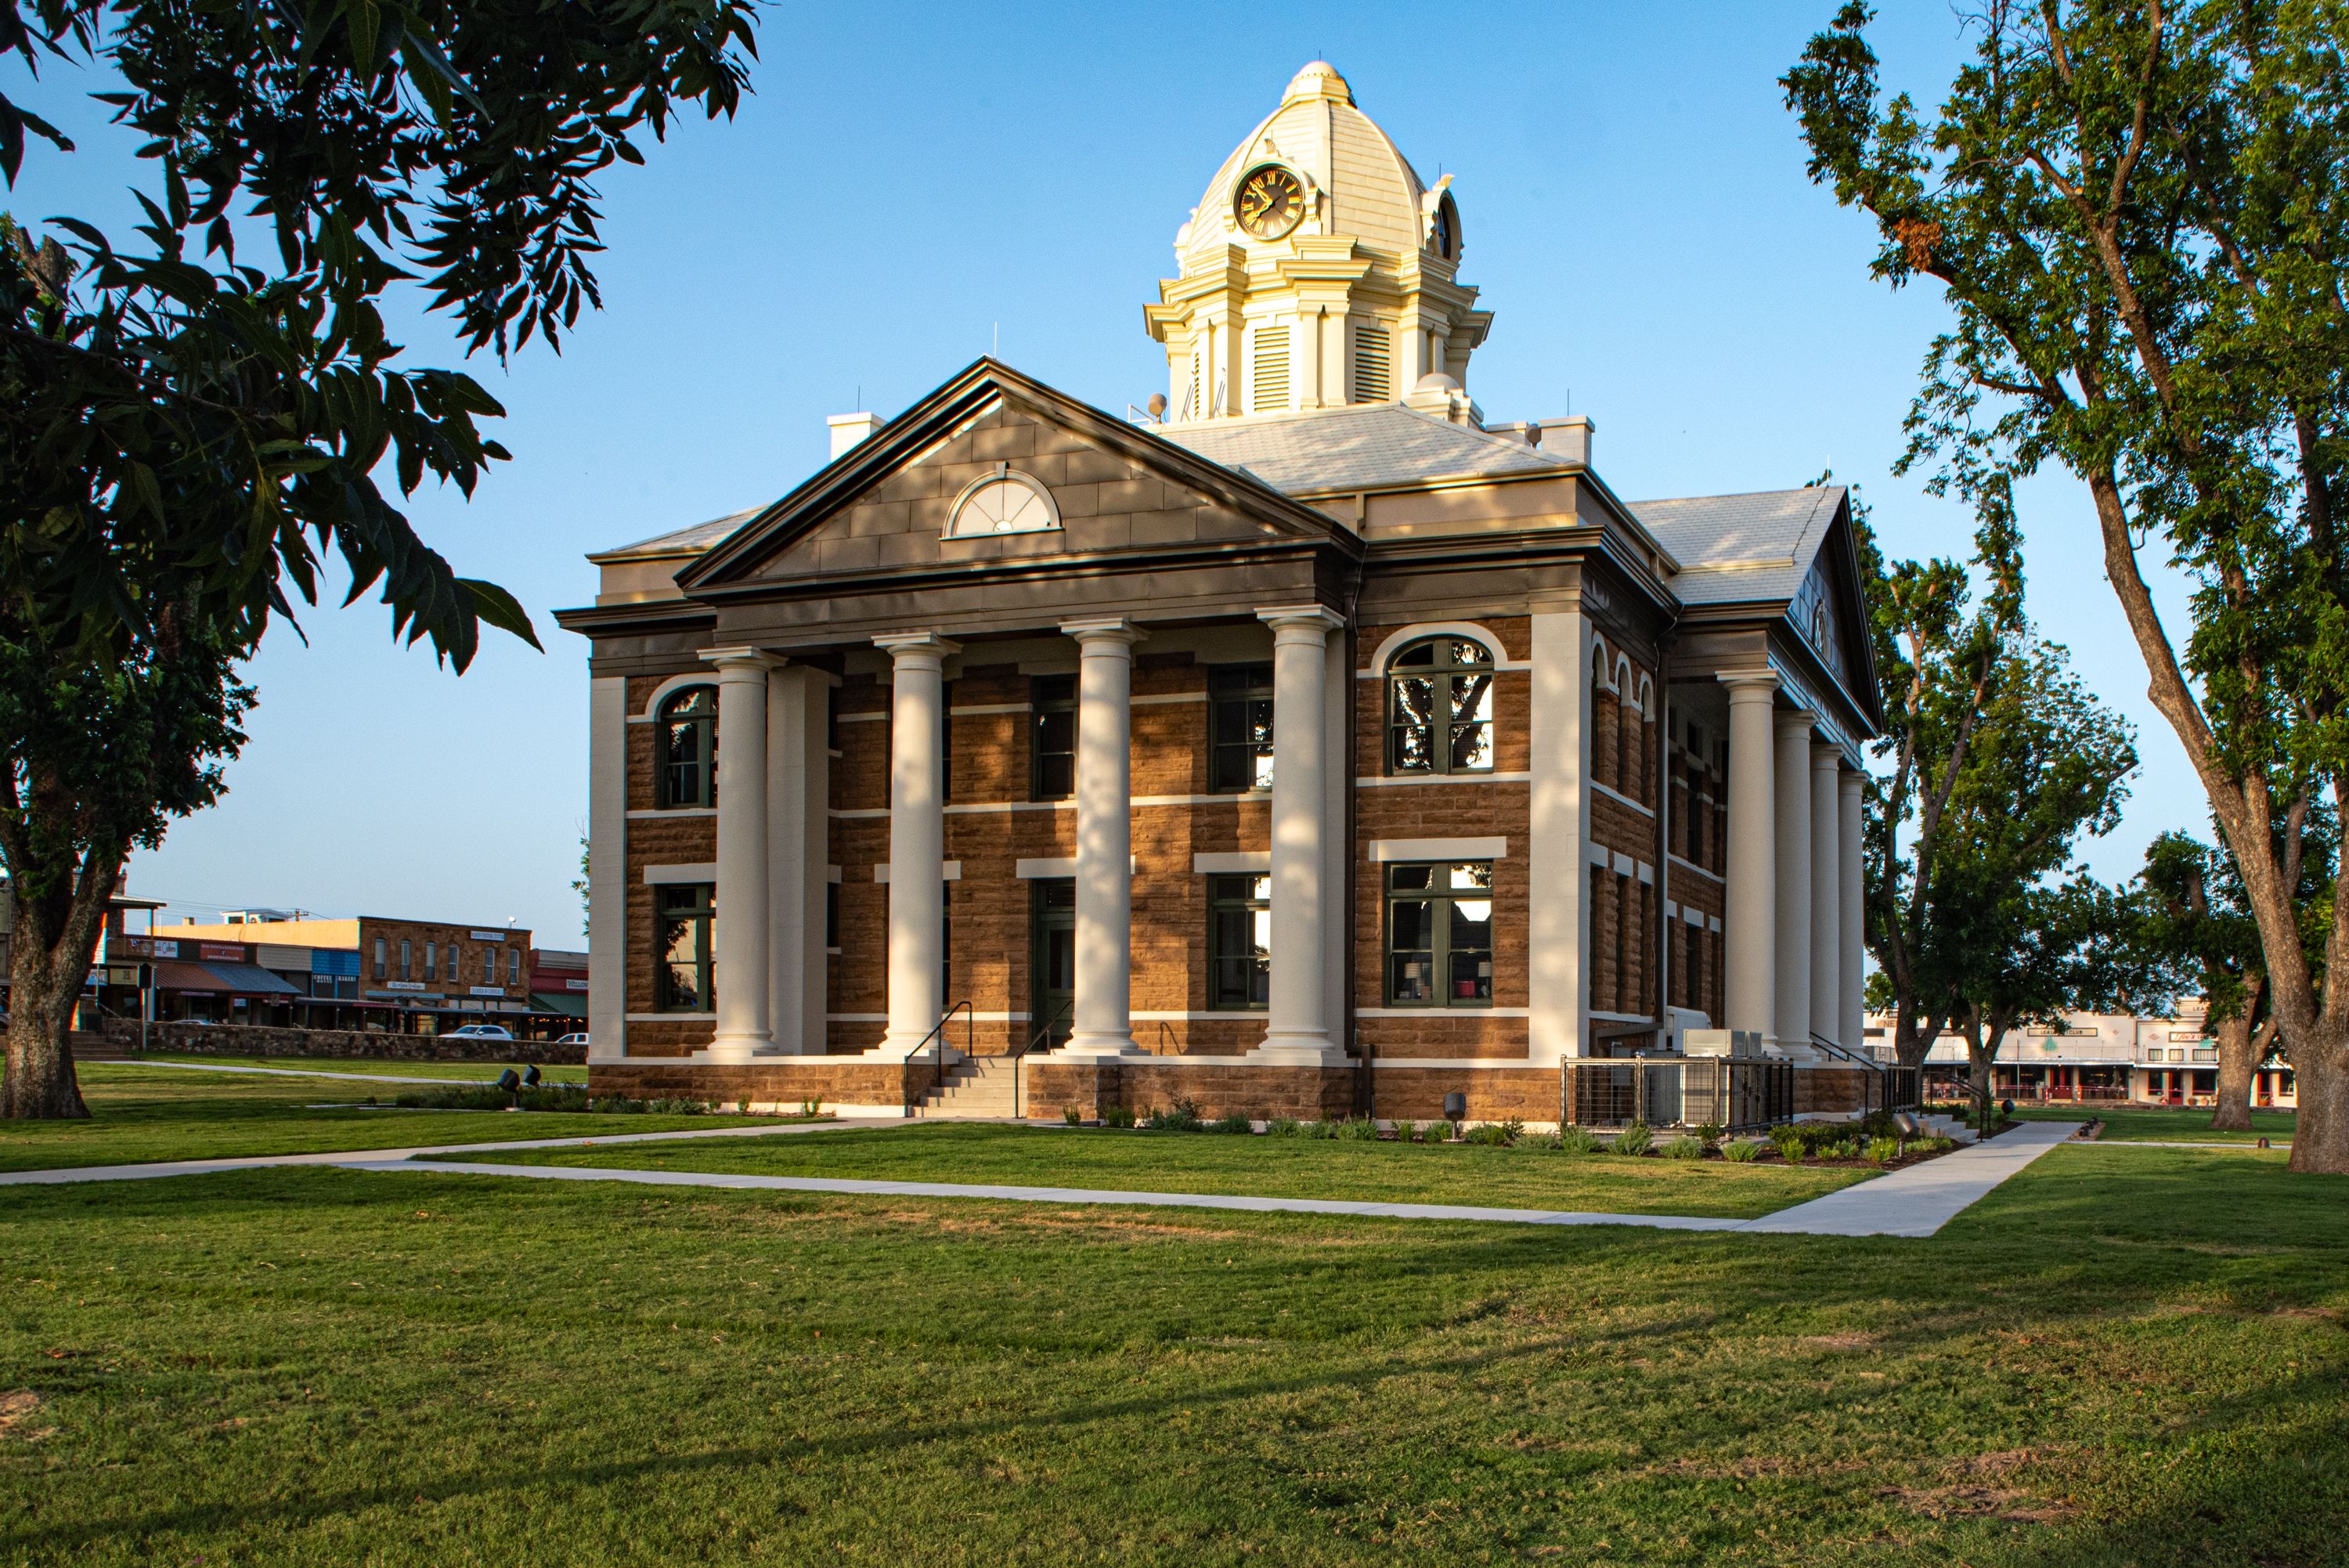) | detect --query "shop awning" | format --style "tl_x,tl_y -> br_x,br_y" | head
529,992 -> 588,1018
199,962 -> 305,997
